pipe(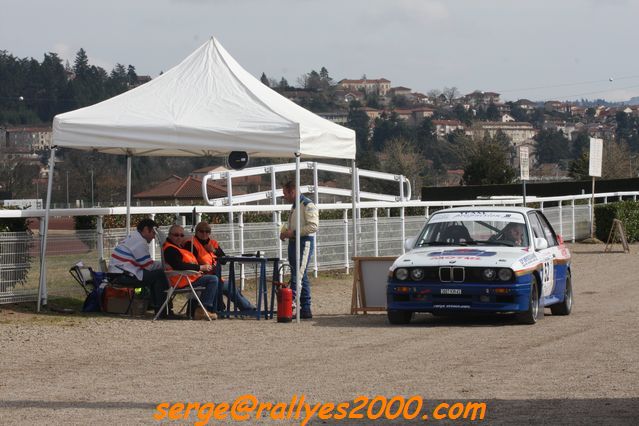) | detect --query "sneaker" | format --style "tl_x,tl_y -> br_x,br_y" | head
193,307 -> 217,320
300,308 -> 313,319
